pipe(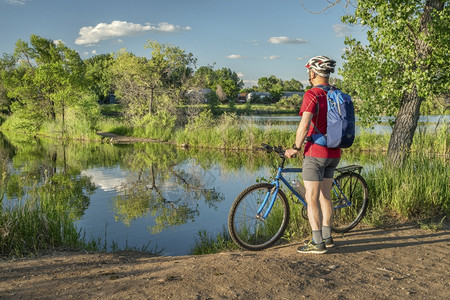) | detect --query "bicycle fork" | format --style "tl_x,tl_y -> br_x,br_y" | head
256,184 -> 280,220
256,167 -> 284,220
